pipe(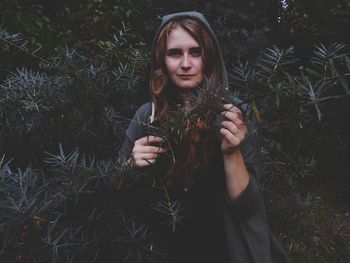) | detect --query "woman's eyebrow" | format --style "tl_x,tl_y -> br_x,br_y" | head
167,47 -> 201,52
167,48 -> 181,52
